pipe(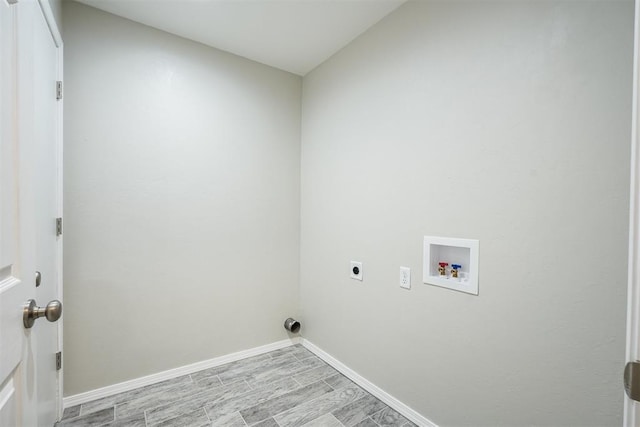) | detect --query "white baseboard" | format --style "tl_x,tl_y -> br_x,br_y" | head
301,339 -> 437,427
63,337 -> 300,408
